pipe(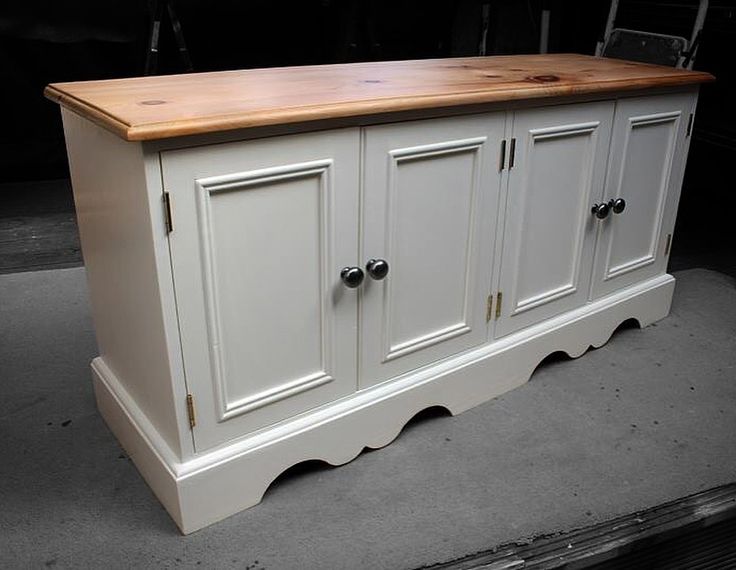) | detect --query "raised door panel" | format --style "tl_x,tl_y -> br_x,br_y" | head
495,102 -> 614,338
163,129 -> 360,451
591,92 -> 696,299
361,114 -> 504,388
